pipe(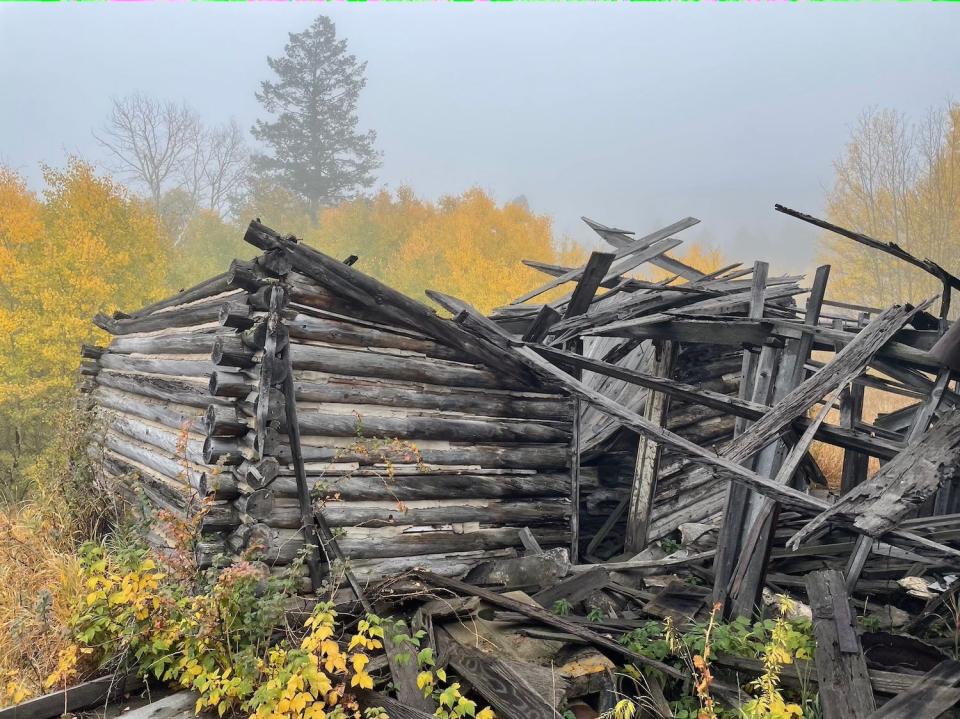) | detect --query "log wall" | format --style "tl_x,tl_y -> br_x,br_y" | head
83,252 -> 574,585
